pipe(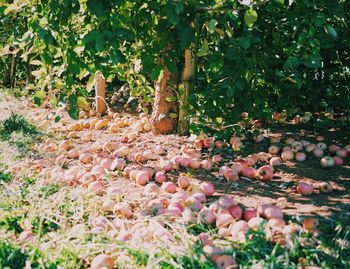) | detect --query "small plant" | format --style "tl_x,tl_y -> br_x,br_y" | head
0,114 -> 41,156
0,170 -> 12,183
1,114 -> 38,136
